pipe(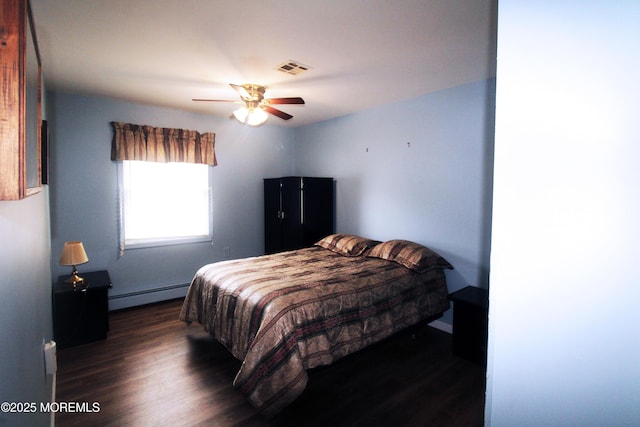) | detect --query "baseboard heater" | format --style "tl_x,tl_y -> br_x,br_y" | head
109,282 -> 190,300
